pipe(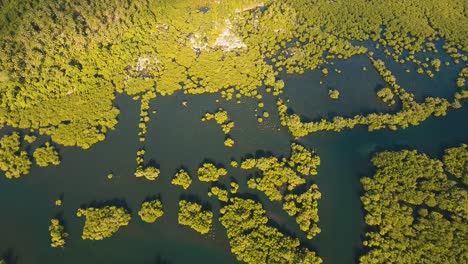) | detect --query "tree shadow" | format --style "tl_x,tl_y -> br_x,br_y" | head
146,159 -> 160,169
79,198 -> 132,214
199,158 -> 225,169
1,248 -> 18,264
143,194 -> 162,203
53,211 -> 68,228
179,194 -> 212,211
153,255 -> 172,264
232,192 -> 262,204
